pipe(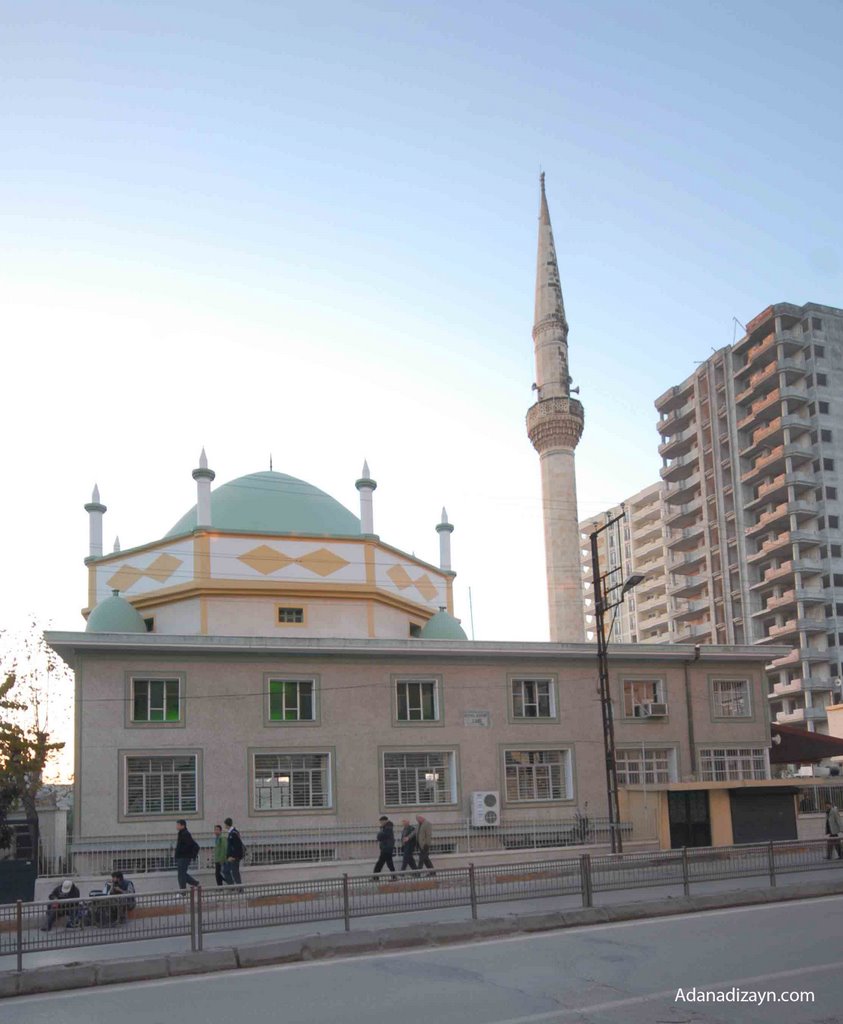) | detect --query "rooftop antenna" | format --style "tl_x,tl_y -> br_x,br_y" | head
468,586 -> 476,640
732,316 -> 747,344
